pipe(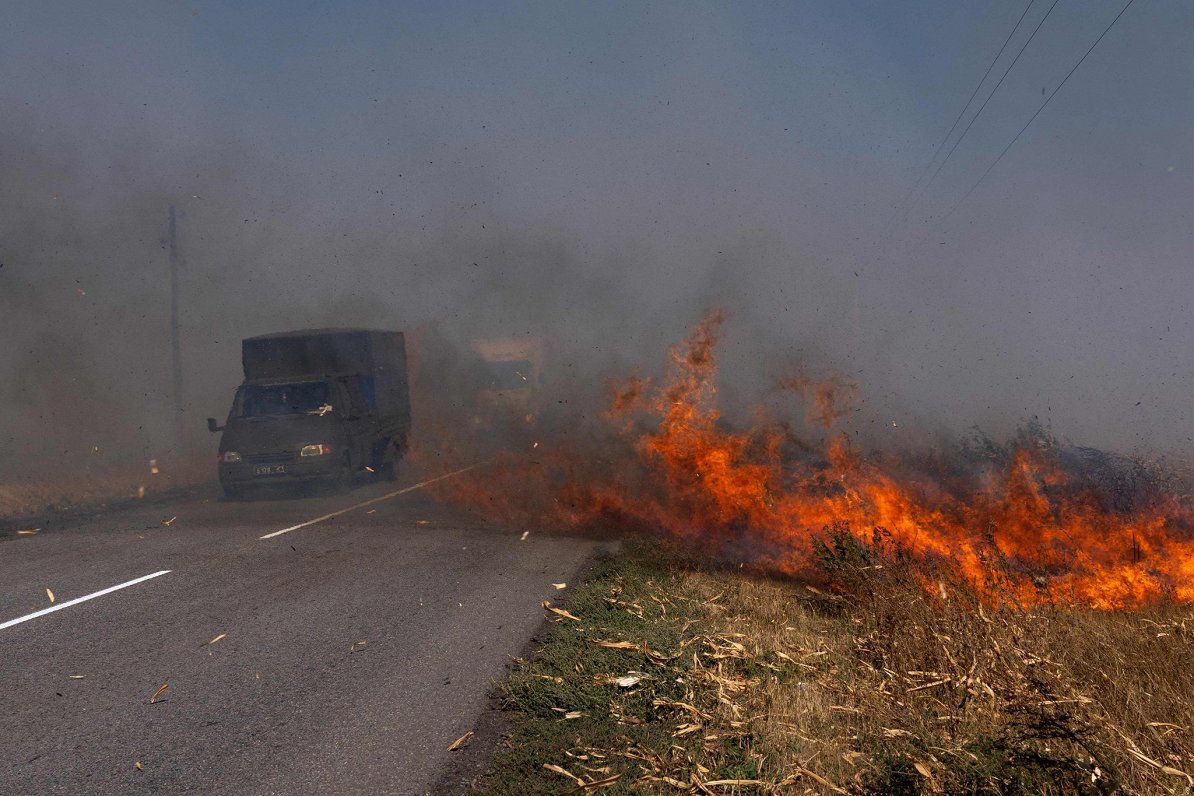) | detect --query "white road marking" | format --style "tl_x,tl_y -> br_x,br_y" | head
258,463 -> 486,540
0,570 -> 172,632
